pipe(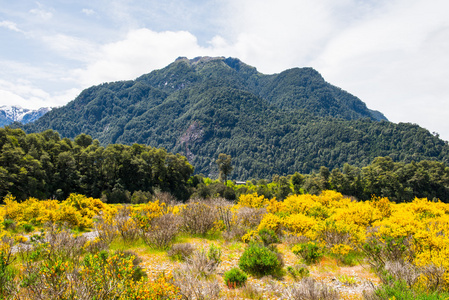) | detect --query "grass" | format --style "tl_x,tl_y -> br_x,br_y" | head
337,274 -> 358,286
